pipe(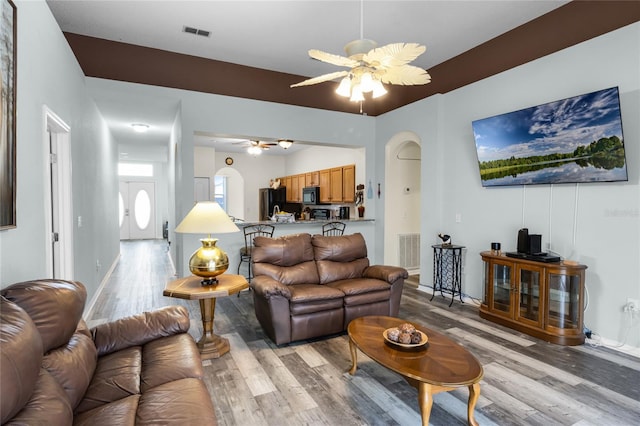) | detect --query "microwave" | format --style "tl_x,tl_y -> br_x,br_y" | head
302,187 -> 321,204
